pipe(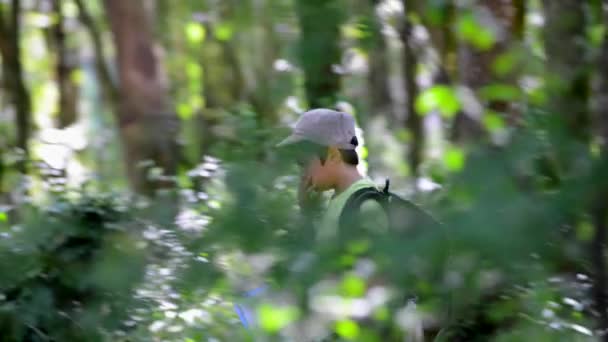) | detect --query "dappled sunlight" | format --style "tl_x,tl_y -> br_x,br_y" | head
0,0 -> 607,341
